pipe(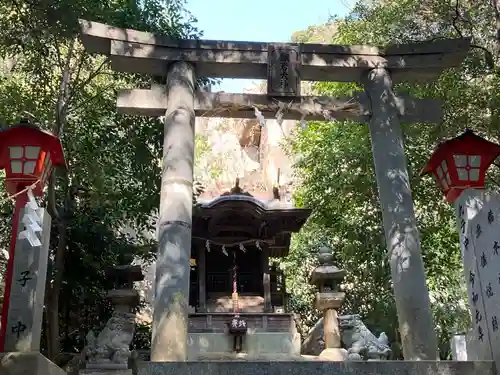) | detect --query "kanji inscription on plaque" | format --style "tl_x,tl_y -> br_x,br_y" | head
456,189 -> 500,363
4,208 -> 51,352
